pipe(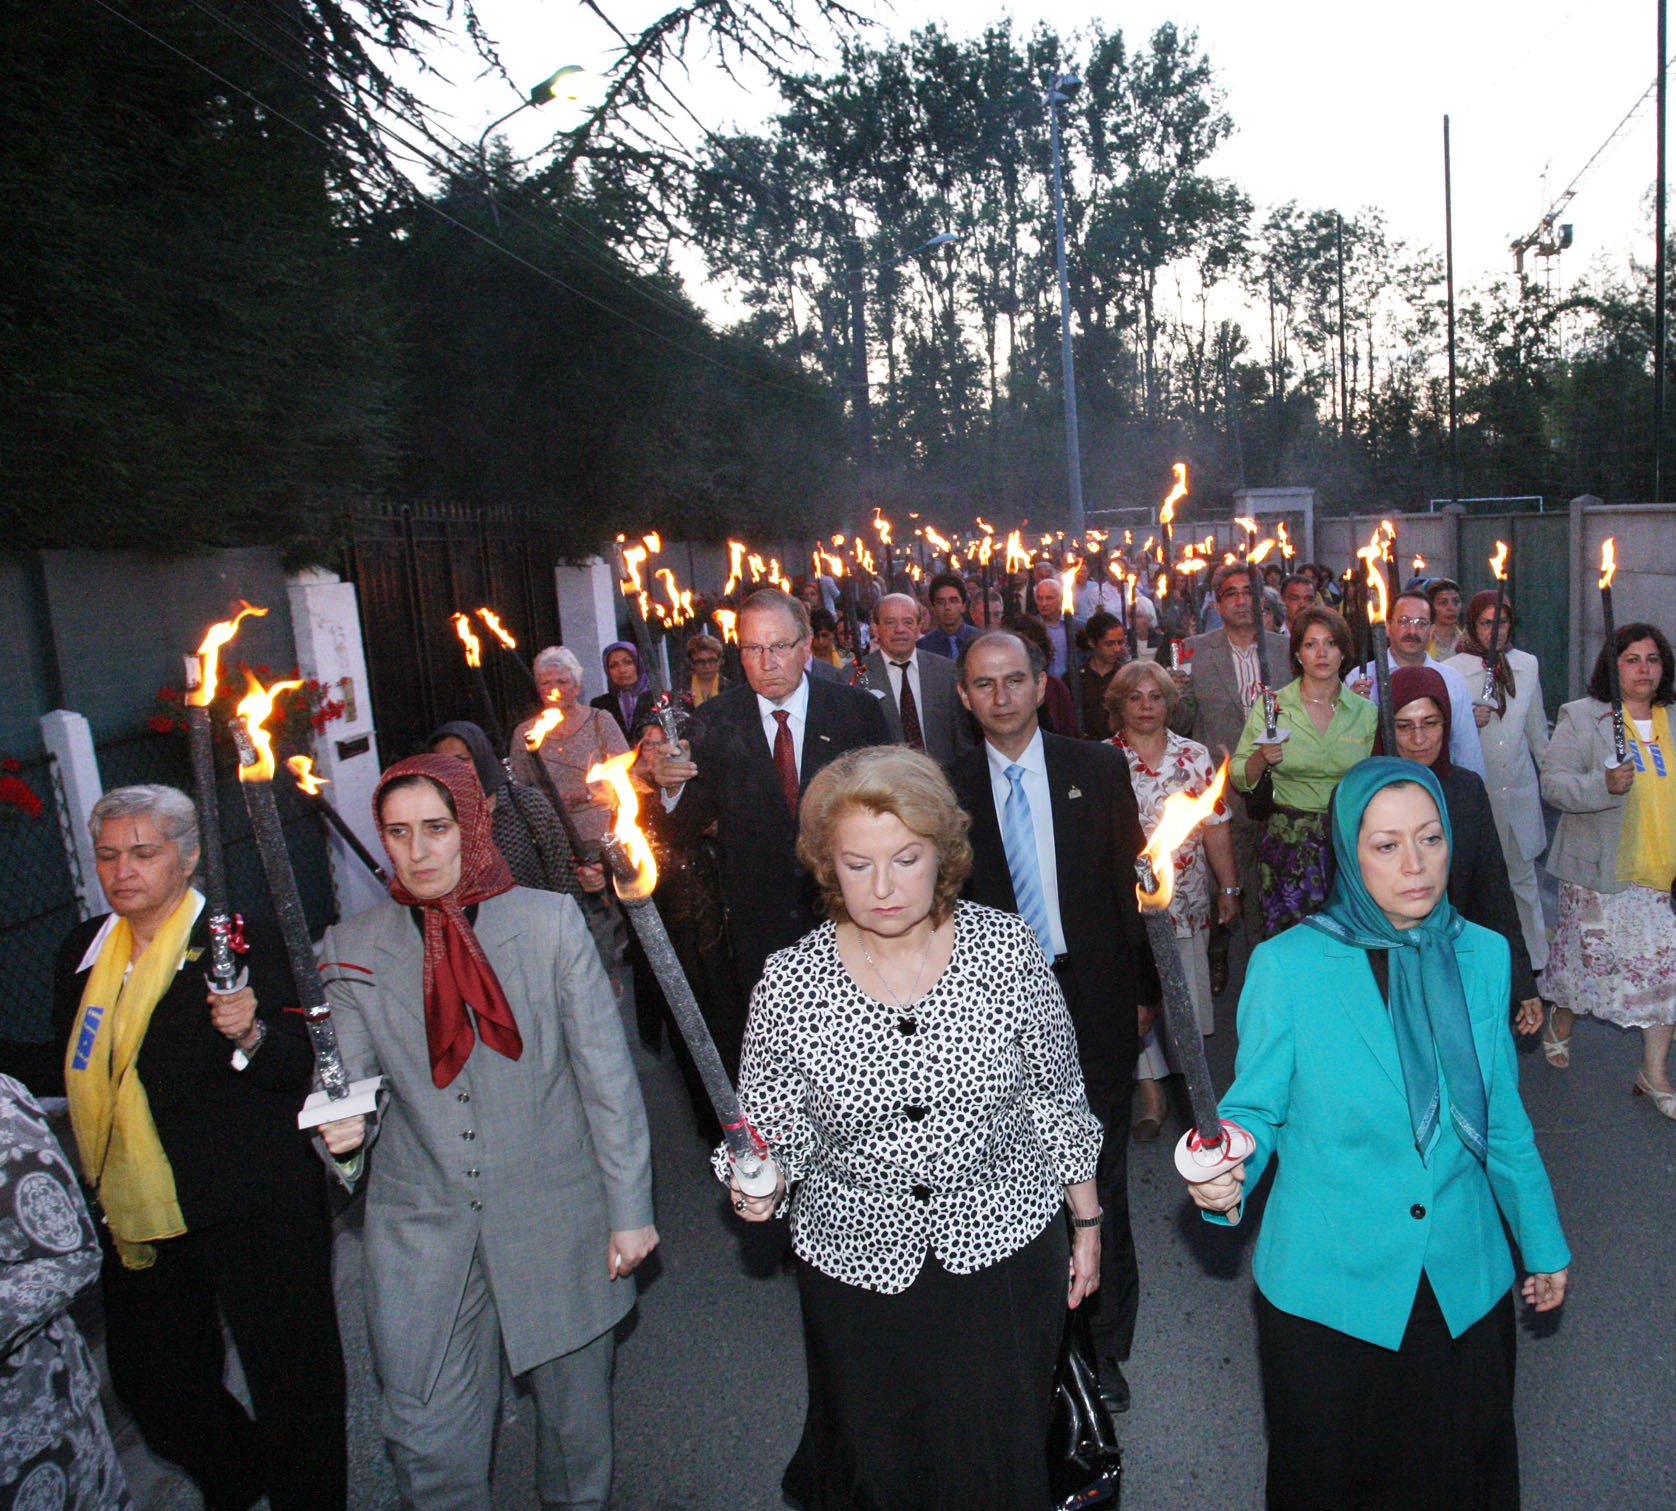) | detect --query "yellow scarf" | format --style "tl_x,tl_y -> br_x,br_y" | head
1618,705 -> 1676,892
64,891 -> 196,1268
